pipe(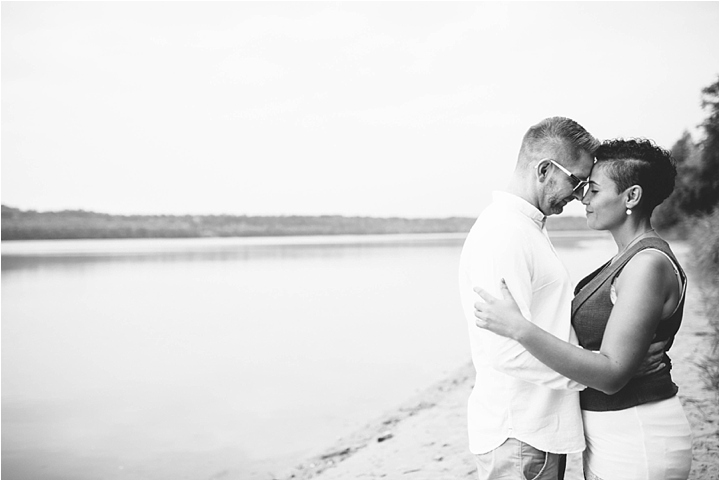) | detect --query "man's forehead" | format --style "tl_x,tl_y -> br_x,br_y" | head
574,153 -> 595,177
554,142 -> 593,175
